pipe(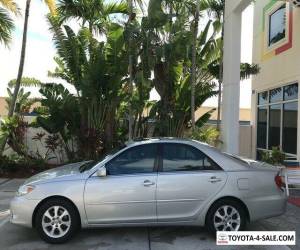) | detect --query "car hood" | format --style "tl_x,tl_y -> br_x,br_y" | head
24,161 -> 91,185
